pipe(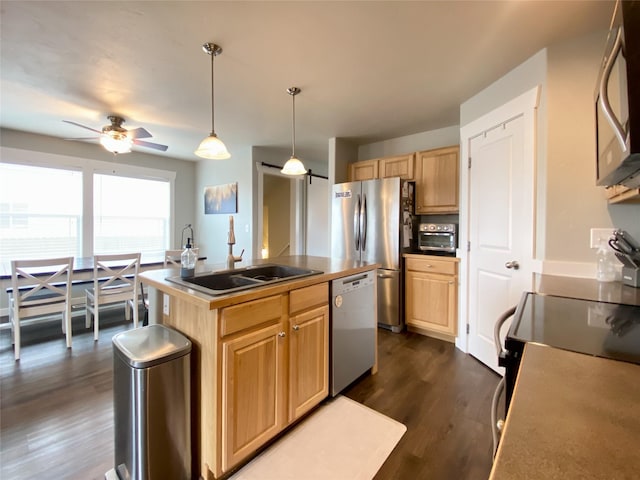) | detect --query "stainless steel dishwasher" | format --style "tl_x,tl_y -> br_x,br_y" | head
331,270 -> 376,396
